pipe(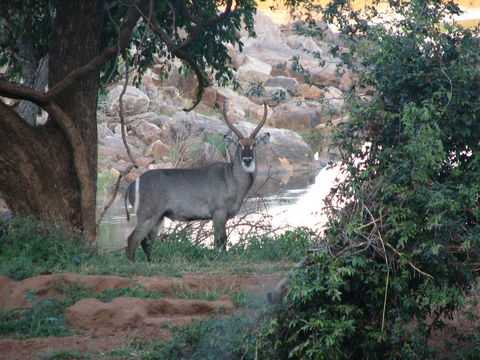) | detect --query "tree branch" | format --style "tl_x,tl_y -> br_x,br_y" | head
144,0 -> 237,110
47,0 -> 145,99
0,81 -> 48,105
